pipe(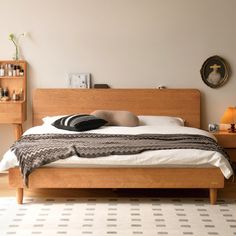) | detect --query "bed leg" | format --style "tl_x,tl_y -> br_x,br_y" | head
13,124 -> 23,140
17,188 -> 24,204
209,188 -> 217,205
